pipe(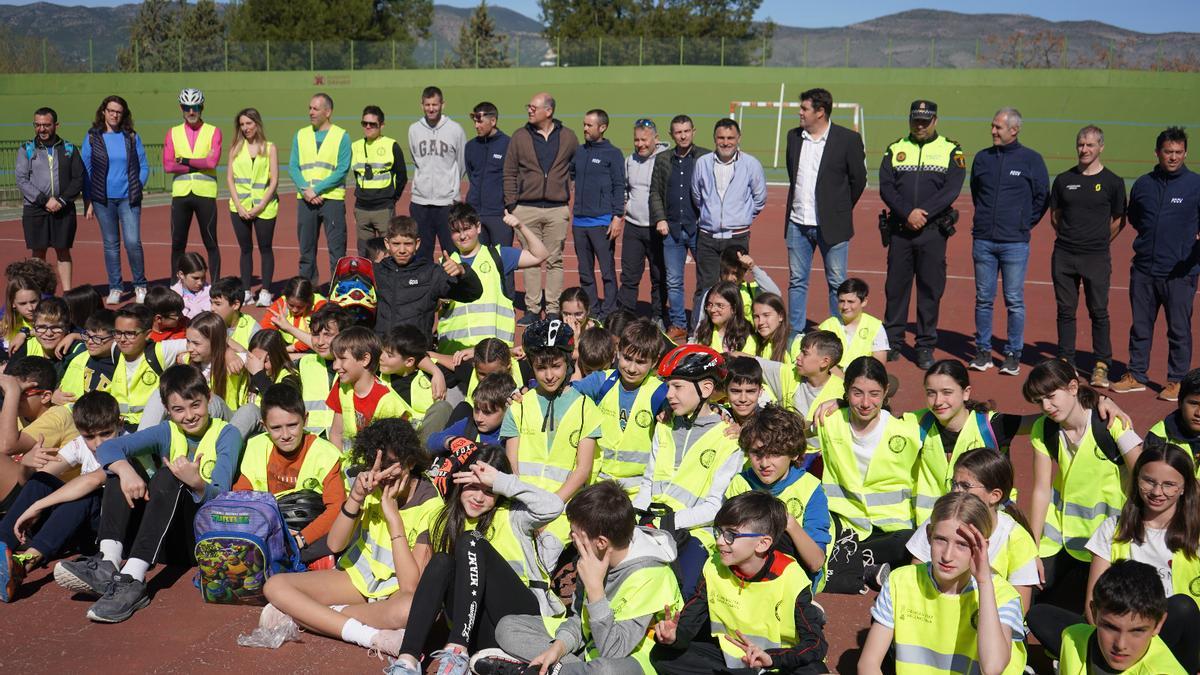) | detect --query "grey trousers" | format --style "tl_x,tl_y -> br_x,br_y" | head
495,614 -> 644,675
